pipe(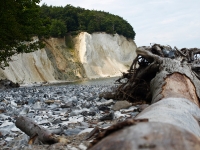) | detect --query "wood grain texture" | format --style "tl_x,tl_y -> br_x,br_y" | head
89,122 -> 200,150
15,116 -> 58,144
162,73 -> 199,106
